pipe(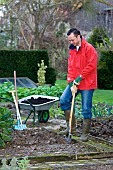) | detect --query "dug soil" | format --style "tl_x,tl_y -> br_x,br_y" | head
1,118 -> 113,170
1,103 -> 113,169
